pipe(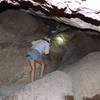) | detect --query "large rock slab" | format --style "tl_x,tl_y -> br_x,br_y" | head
63,51 -> 100,100
0,71 -> 73,100
1,0 -> 100,32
